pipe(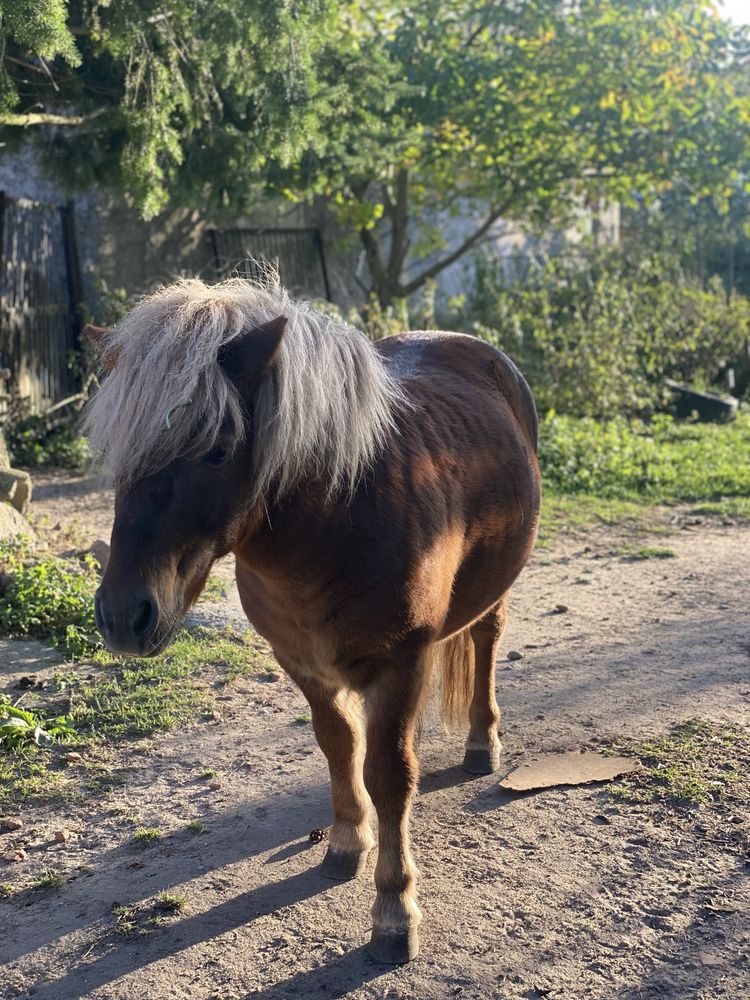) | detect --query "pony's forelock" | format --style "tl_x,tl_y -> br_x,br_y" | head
83,278 -> 407,503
